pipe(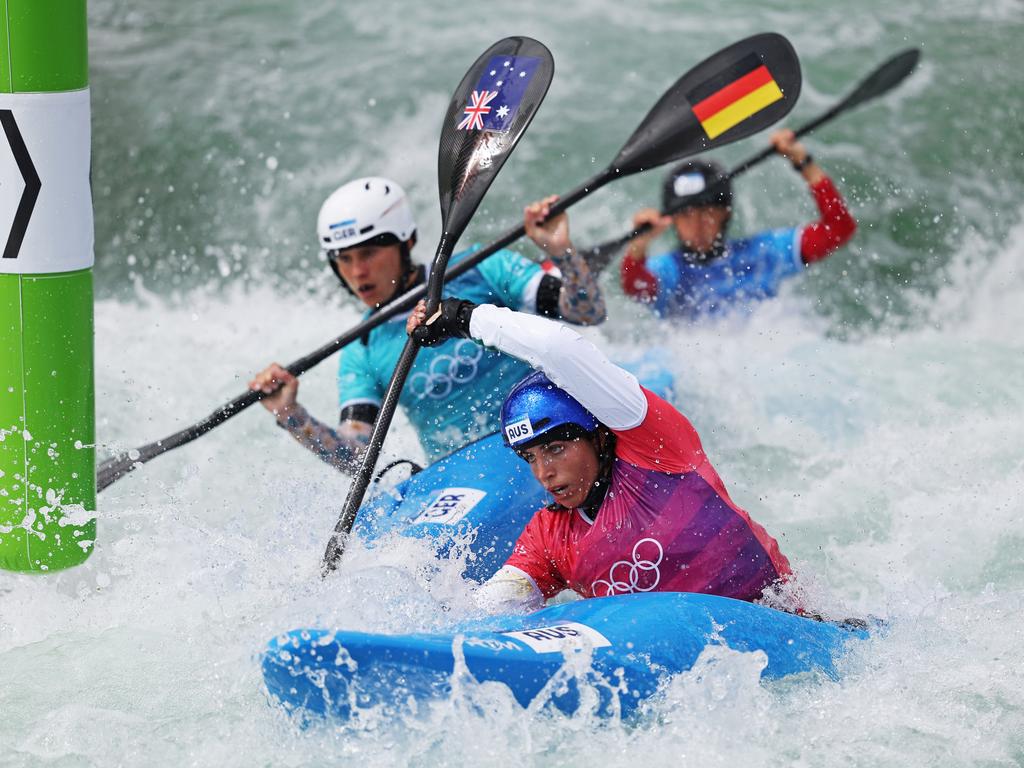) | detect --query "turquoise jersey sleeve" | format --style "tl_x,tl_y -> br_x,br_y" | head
338,337 -> 383,411
471,247 -> 543,310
